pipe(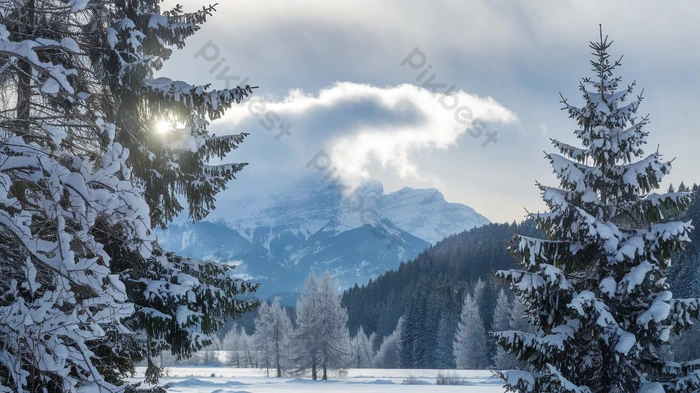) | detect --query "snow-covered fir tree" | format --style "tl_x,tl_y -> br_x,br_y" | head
508,297 -> 532,334
0,0 -> 258,389
292,272 -> 351,380
0,1 -> 152,391
255,297 -> 293,377
399,292 -> 431,368
350,326 -> 376,368
372,317 -> 403,369
454,293 -> 490,369
222,325 -> 243,367
292,274 -> 322,379
474,278 -> 487,305
493,289 -> 512,333
494,295 -> 533,371
495,29 -> 700,392
82,0 -> 259,383
221,325 -> 258,368
492,289 -> 514,369
315,272 -> 352,379
435,310 -> 459,369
